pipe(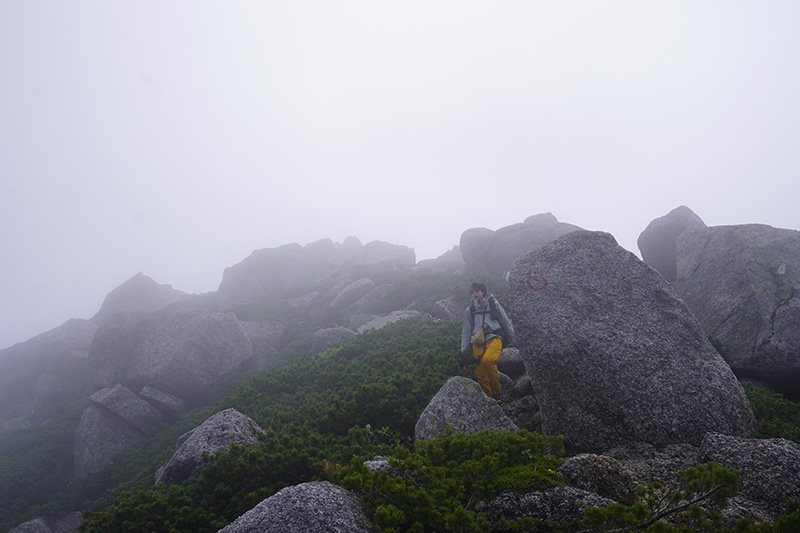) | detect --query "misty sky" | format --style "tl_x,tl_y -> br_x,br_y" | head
2,2 -> 799,350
